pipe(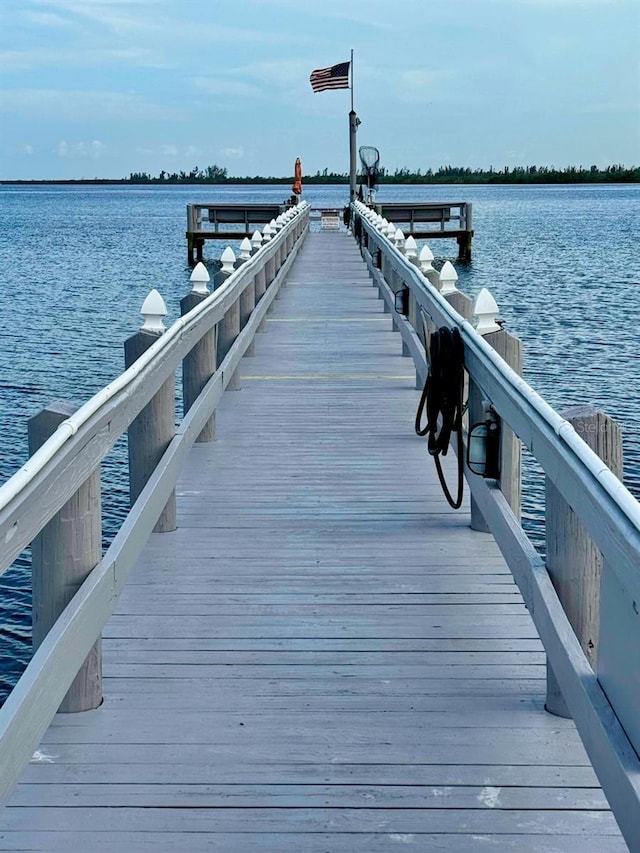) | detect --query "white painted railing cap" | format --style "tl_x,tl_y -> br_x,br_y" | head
189,261 -> 210,295
474,287 -> 502,335
220,246 -> 236,274
140,288 -> 167,333
269,218 -> 278,229
439,261 -> 459,295
394,228 -> 405,242
419,244 -> 434,273
386,222 -> 396,238
404,235 -> 418,258
251,229 -> 263,248
262,224 -> 273,242
239,237 -> 252,260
